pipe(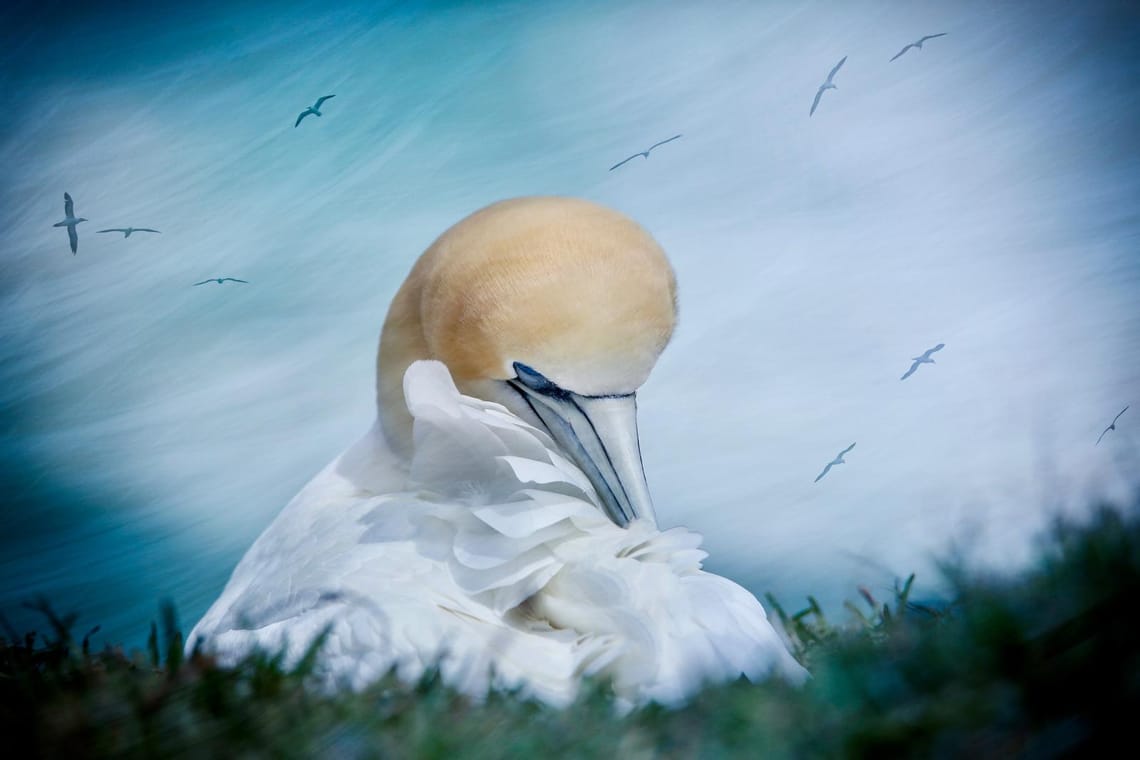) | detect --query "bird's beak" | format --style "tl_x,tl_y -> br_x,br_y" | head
508,372 -> 657,529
